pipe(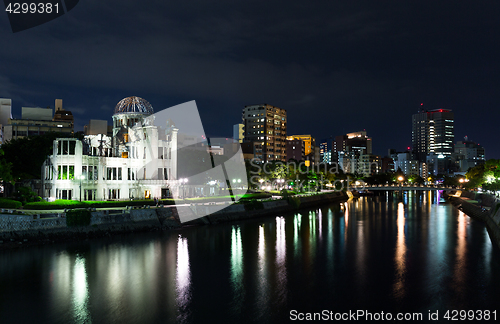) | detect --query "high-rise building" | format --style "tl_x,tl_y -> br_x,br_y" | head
286,138 -> 305,162
3,99 -> 74,142
0,98 -> 12,144
287,134 -> 316,165
412,109 -> 454,162
333,131 -> 372,171
233,124 -> 244,143
84,120 -> 110,136
243,104 -> 287,162
358,154 -> 381,176
53,99 -> 74,124
454,137 -> 485,172
394,152 -> 420,176
319,137 -> 333,164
